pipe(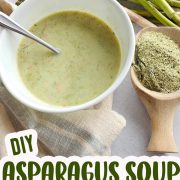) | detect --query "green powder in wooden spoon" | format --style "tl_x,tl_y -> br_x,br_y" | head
133,31 -> 180,93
